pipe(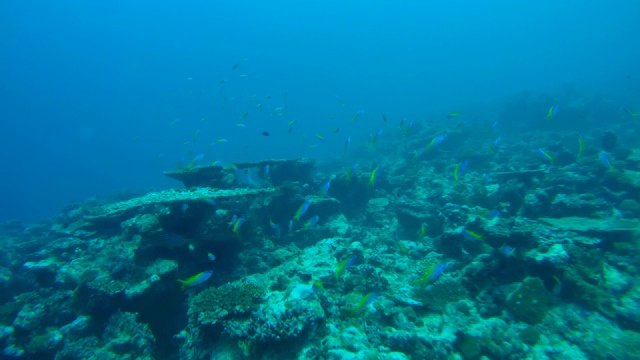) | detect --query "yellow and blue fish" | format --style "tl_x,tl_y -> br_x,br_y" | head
352,109 -> 365,121
232,216 -> 246,237
294,200 -> 312,221
425,133 -> 447,152
454,160 -> 469,182
336,255 -> 357,279
353,292 -> 380,312
178,270 -> 213,290
535,148 -> 554,164
462,229 -> 483,241
623,107 -> 639,119
578,136 -> 587,160
368,165 -> 381,189
345,163 -> 358,183
485,121 -> 497,137
370,129 -> 383,146
304,215 -> 320,228
547,104 -> 560,120
417,224 -> 426,238
414,262 -> 448,285
490,136 -> 501,153
320,180 -> 331,197
312,281 -> 324,292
